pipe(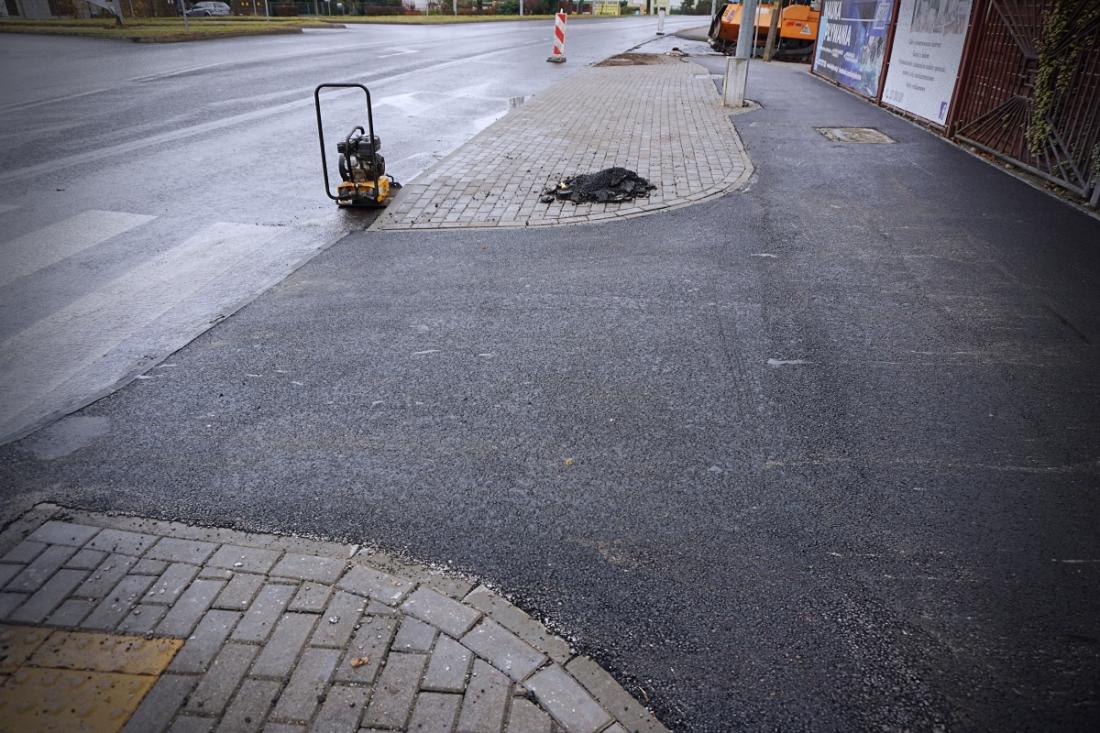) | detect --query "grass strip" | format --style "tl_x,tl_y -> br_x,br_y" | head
0,17 -> 340,42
